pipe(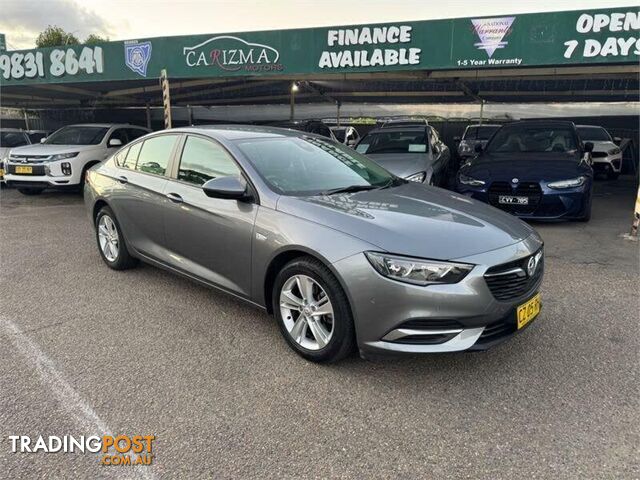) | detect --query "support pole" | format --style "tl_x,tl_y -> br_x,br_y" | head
290,88 -> 295,121
187,104 -> 193,126
160,69 -> 172,130
479,100 -> 485,125
337,101 -> 341,127
23,109 -> 30,130
145,103 -> 151,130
